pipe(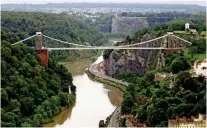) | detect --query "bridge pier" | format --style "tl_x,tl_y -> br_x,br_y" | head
35,32 -> 49,66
